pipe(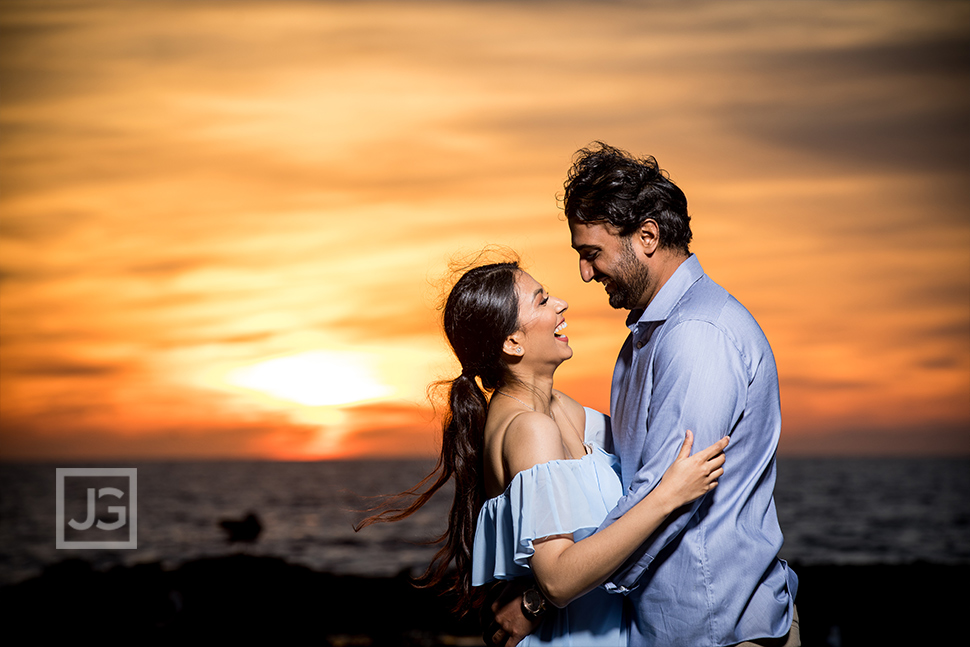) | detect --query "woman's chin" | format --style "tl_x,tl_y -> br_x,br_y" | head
546,347 -> 574,372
